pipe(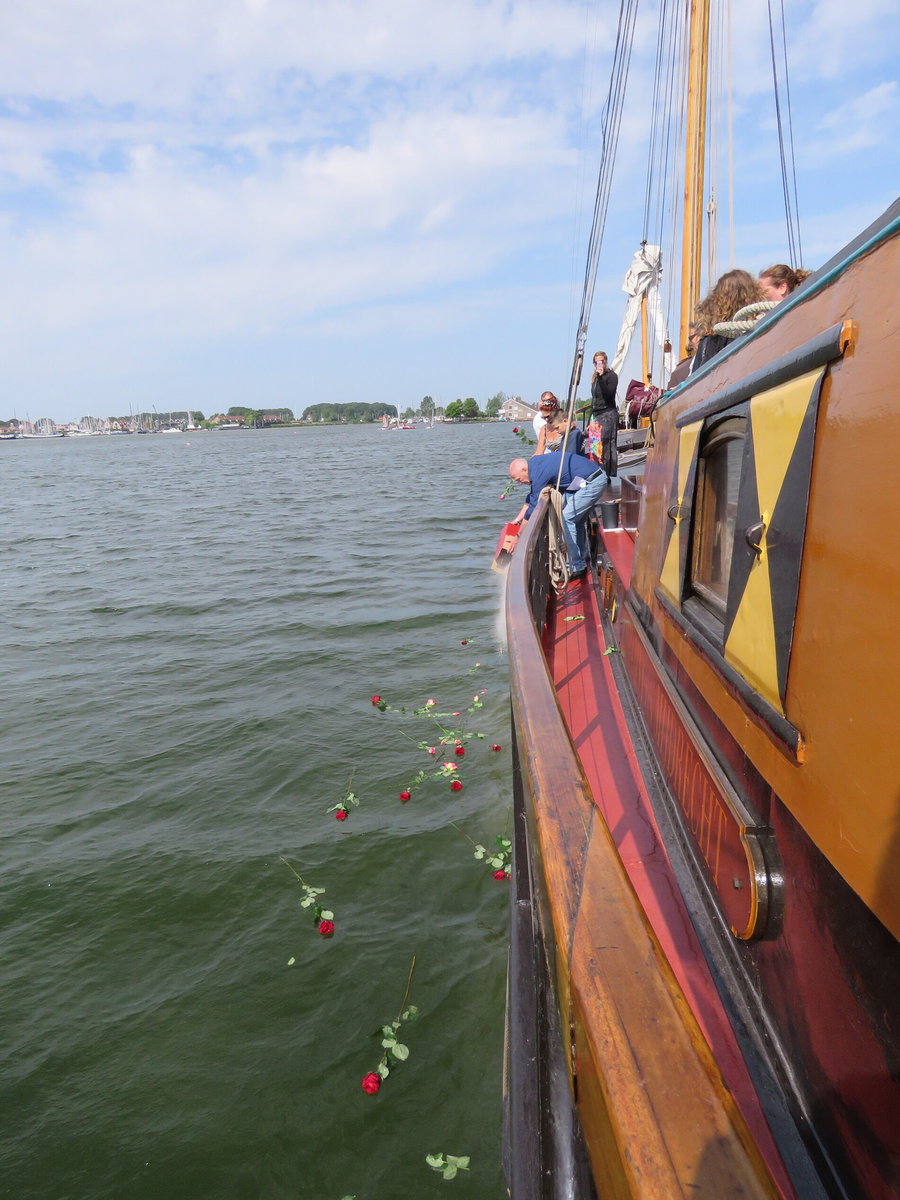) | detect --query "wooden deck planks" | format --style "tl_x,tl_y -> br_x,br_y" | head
546,573 -> 795,1198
